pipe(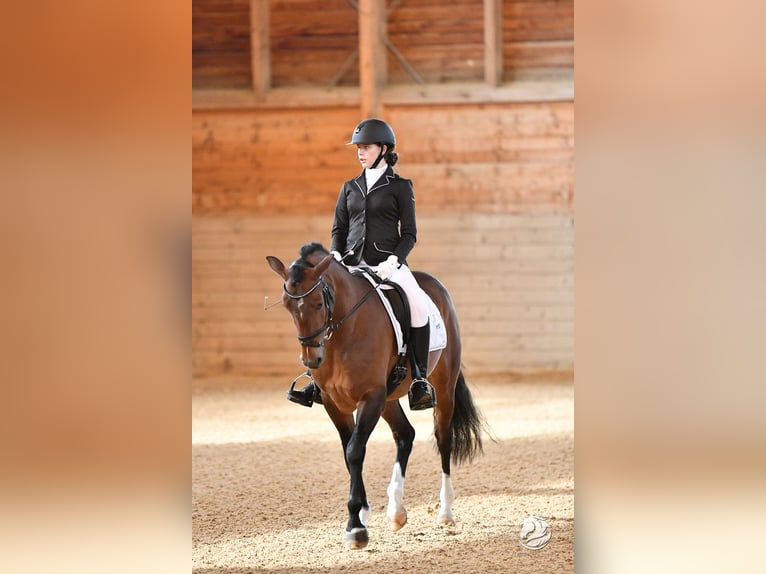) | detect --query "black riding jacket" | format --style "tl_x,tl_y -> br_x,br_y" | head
330,167 -> 417,267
